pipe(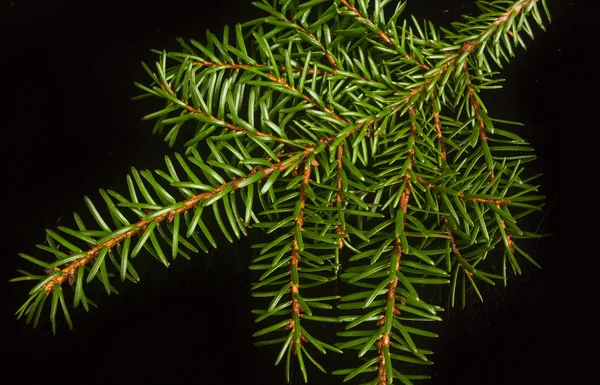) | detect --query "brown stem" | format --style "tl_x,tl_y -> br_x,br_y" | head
193,60 -> 324,76
497,204 -> 515,253
335,143 -> 347,249
430,95 -> 447,163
